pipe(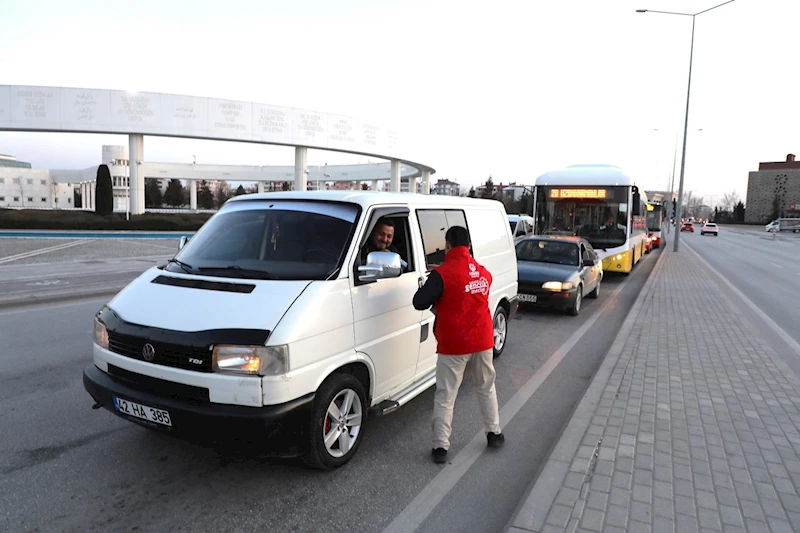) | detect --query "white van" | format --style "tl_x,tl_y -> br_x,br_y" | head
508,214 -> 535,243
84,191 -> 519,469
